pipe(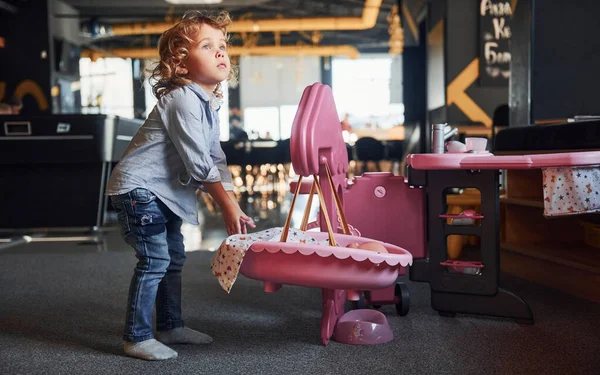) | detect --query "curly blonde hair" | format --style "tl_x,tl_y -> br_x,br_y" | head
150,10 -> 238,99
